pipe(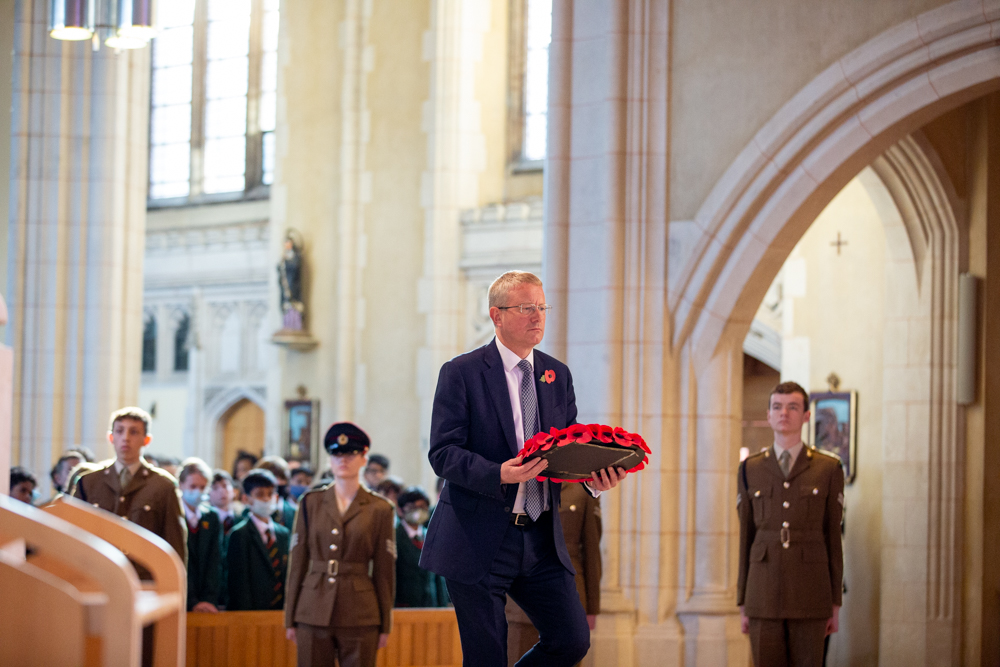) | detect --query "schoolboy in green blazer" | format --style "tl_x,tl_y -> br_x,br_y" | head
227,469 -> 290,611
